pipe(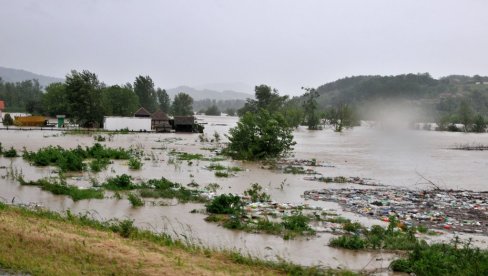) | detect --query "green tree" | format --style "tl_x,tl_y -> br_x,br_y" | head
225,108 -> 236,116
42,82 -> 68,116
134,75 -> 157,112
238,85 -> 288,115
172,93 -> 193,116
325,104 -> 358,132
205,105 -> 220,116
65,70 -> 104,127
302,87 -> 320,129
102,85 -> 139,116
472,114 -> 487,133
458,100 -> 474,132
3,113 -> 14,126
156,88 -> 171,113
225,109 -> 296,160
